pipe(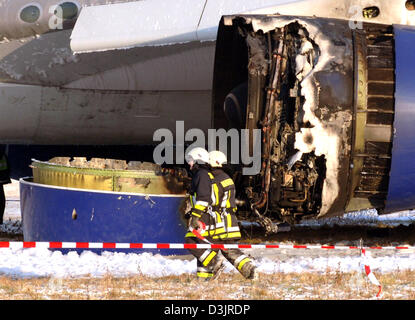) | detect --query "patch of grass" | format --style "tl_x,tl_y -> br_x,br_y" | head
0,271 -> 414,300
